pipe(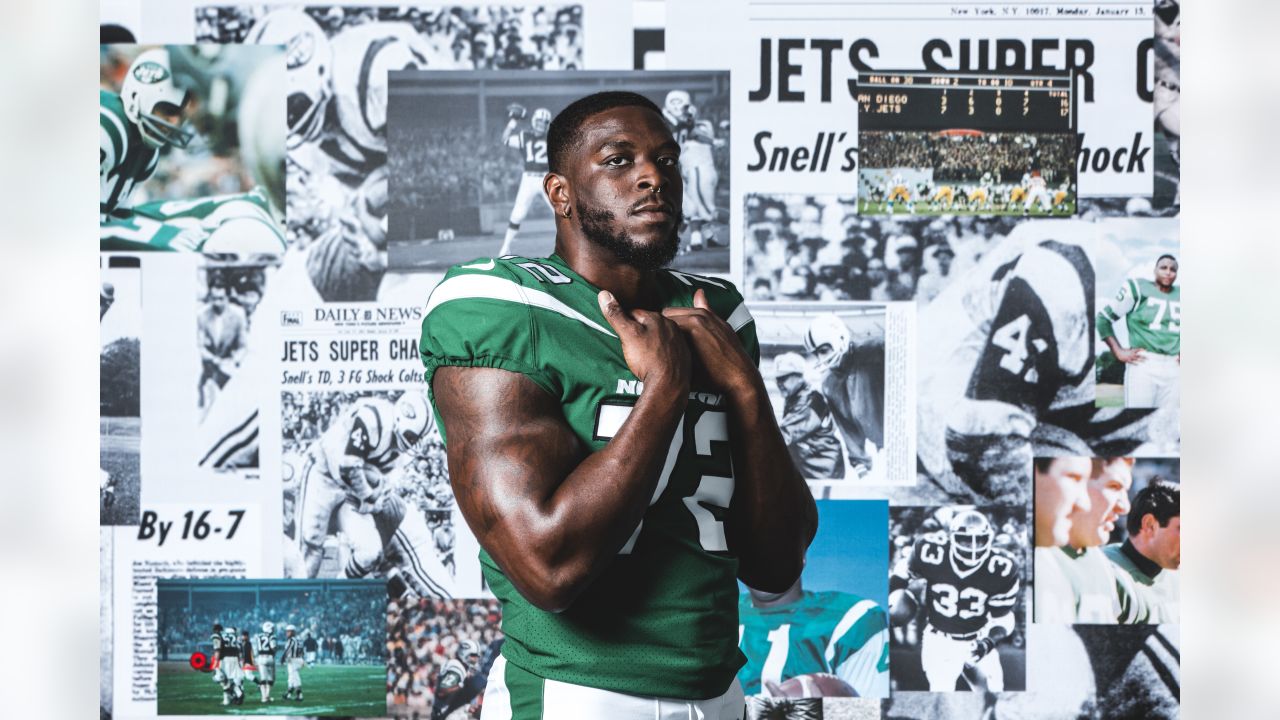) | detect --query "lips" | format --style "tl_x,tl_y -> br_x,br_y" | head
631,200 -> 673,216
